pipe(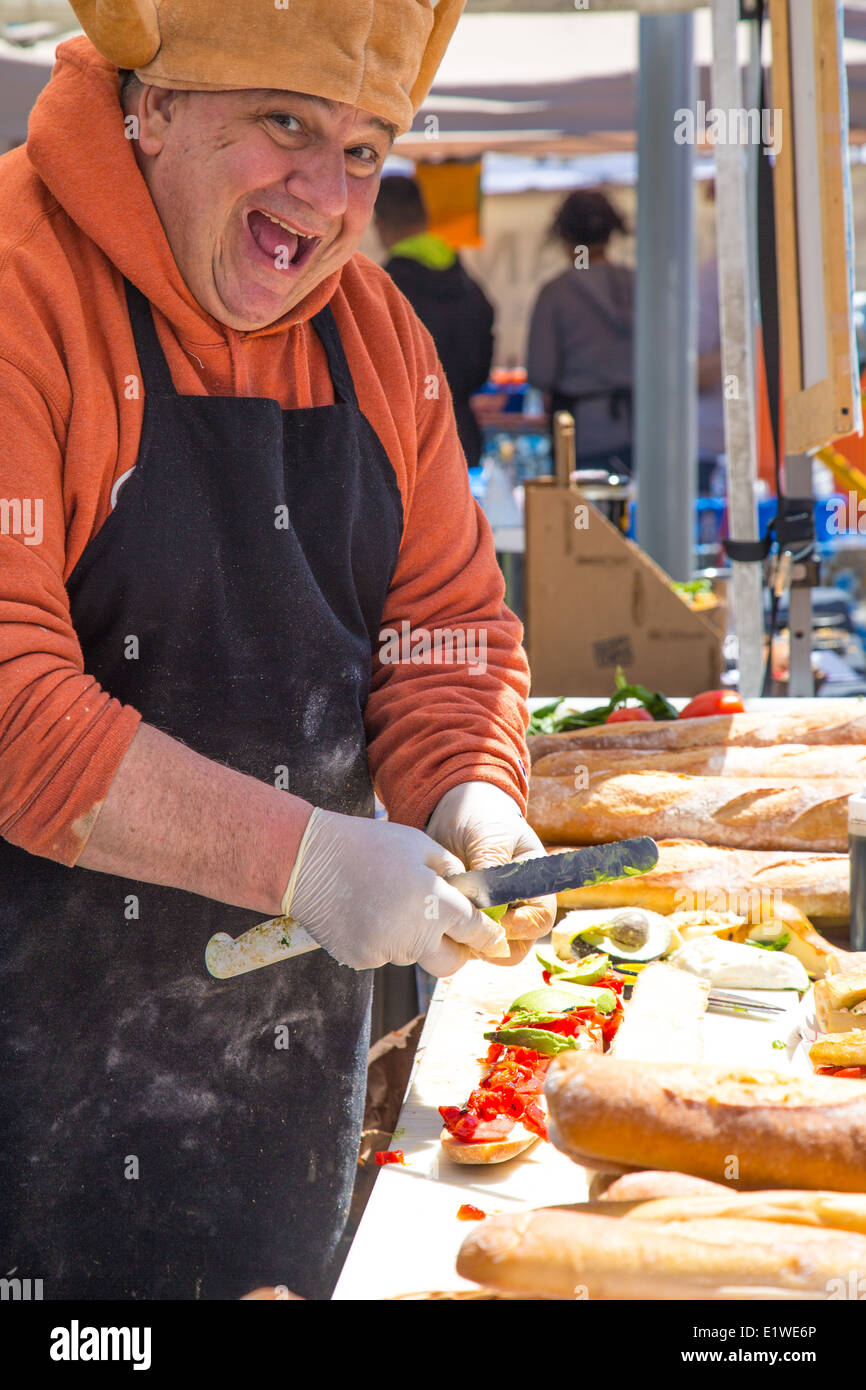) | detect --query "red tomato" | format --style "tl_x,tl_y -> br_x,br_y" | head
457,1204 -> 486,1221
374,1149 -> 405,1166
606,707 -> 654,724
817,1065 -> 866,1079
678,690 -> 745,719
